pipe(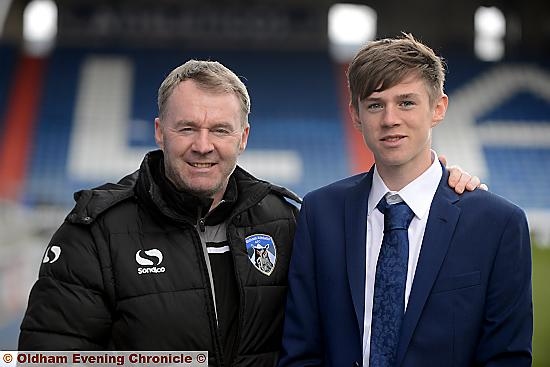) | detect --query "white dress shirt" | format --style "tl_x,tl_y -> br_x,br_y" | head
362,151 -> 443,366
